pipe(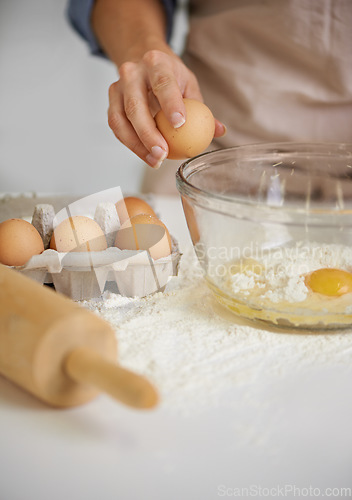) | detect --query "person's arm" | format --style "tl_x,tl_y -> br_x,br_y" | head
91,0 -> 173,66
91,0 -> 225,168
